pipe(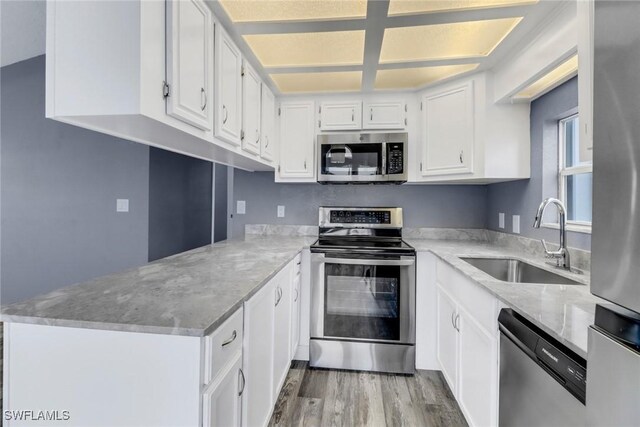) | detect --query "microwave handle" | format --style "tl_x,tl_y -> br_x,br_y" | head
382,142 -> 387,175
